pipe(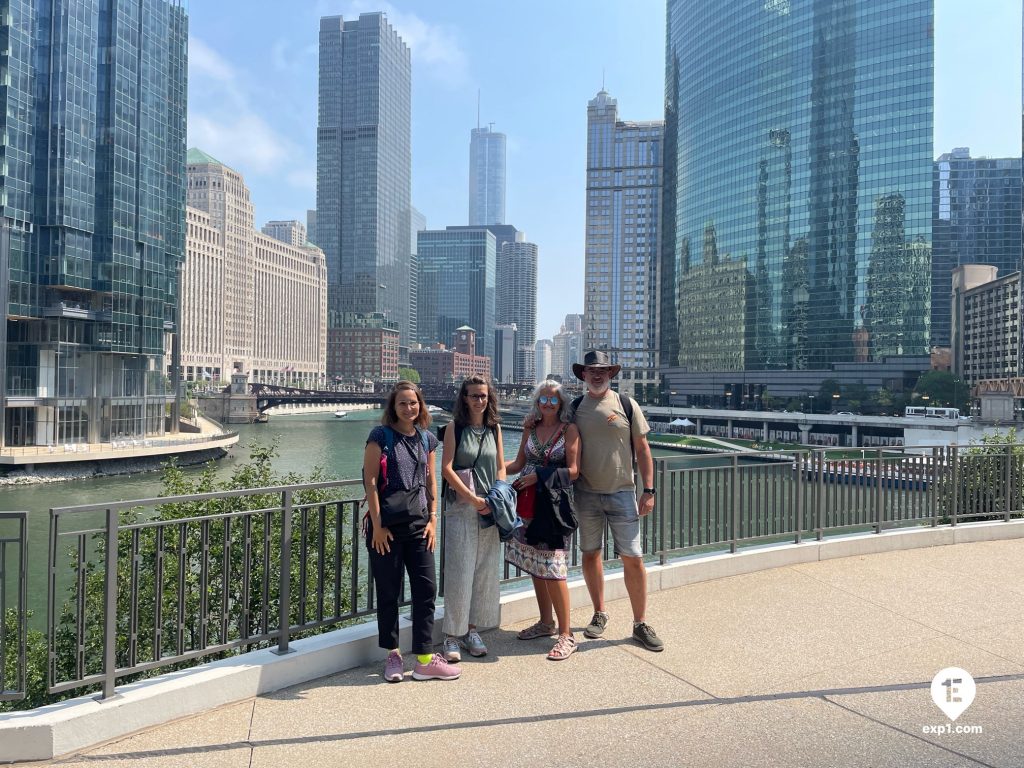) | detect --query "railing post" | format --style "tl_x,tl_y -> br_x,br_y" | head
1004,444 -> 1013,523
730,454 -> 739,554
100,508 -> 119,700
874,449 -> 883,534
658,459 -> 667,565
814,451 -> 824,541
794,451 -> 804,545
274,490 -> 294,655
930,446 -> 939,527
951,445 -> 959,527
